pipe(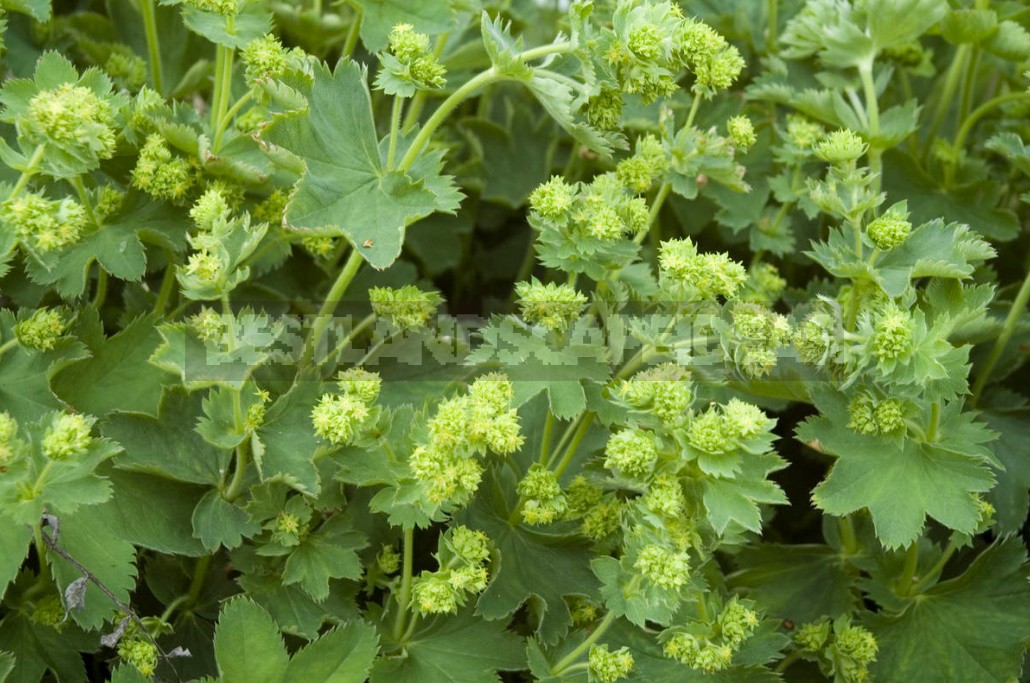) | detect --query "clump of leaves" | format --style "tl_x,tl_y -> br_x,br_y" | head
1,1 -> 1030,682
